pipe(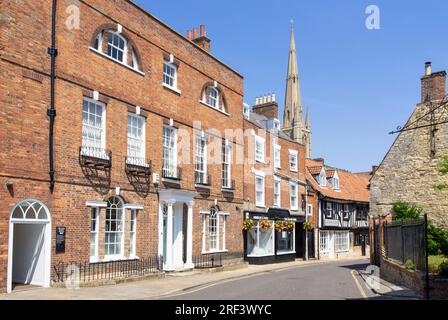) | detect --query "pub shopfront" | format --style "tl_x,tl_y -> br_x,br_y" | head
243,209 -> 305,264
